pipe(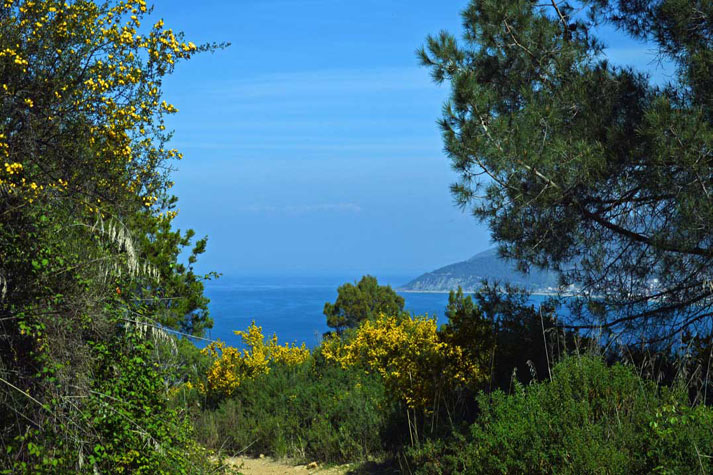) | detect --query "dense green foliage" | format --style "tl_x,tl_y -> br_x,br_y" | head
420,0 -> 713,342
7,331 -> 214,474
193,285 -> 713,473
4,0 -> 712,472
323,275 -> 405,334
0,1 -> 220,471
193,355 -> 400,464
407,356 -> 713,474
444,284 -> 592,391
405,1 -> 713,469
